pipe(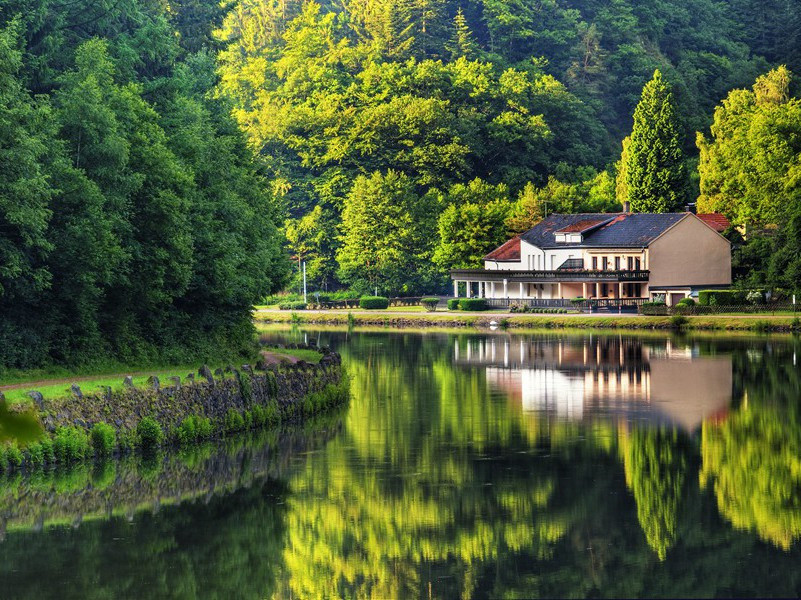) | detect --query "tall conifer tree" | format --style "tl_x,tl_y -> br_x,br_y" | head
624,70 -> 687,213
